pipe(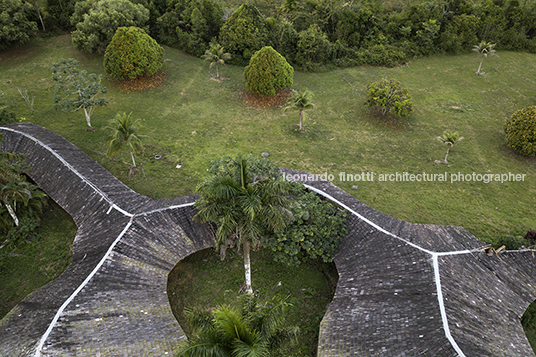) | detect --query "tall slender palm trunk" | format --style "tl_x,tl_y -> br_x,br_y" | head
443,144 -> 452,164
83,107 -> 92,127
243,240 -> 253,294
130,151 -> 137,167
3,201 -> 19,226
477,57 -> 484,74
